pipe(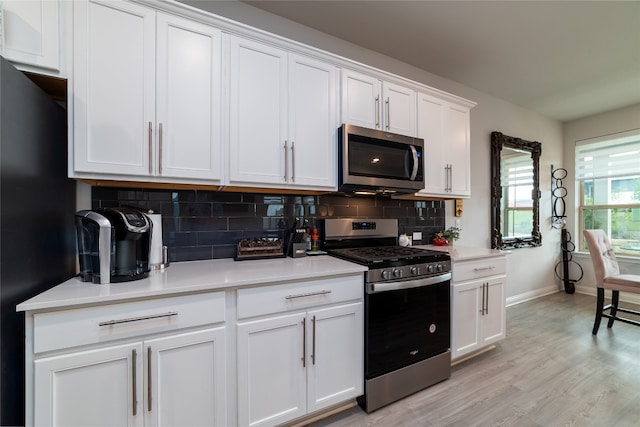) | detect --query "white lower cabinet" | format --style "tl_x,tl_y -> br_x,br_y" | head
30,293 -> 227,426
144,328 -> 227,426
26,274 -> 365,427
451,256 -> 506,360
34,342 -> 144,427
34,328 -> 226,426
236,276 -> 364,427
